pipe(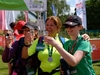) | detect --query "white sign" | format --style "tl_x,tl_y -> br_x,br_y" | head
24,0 -> 47,11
